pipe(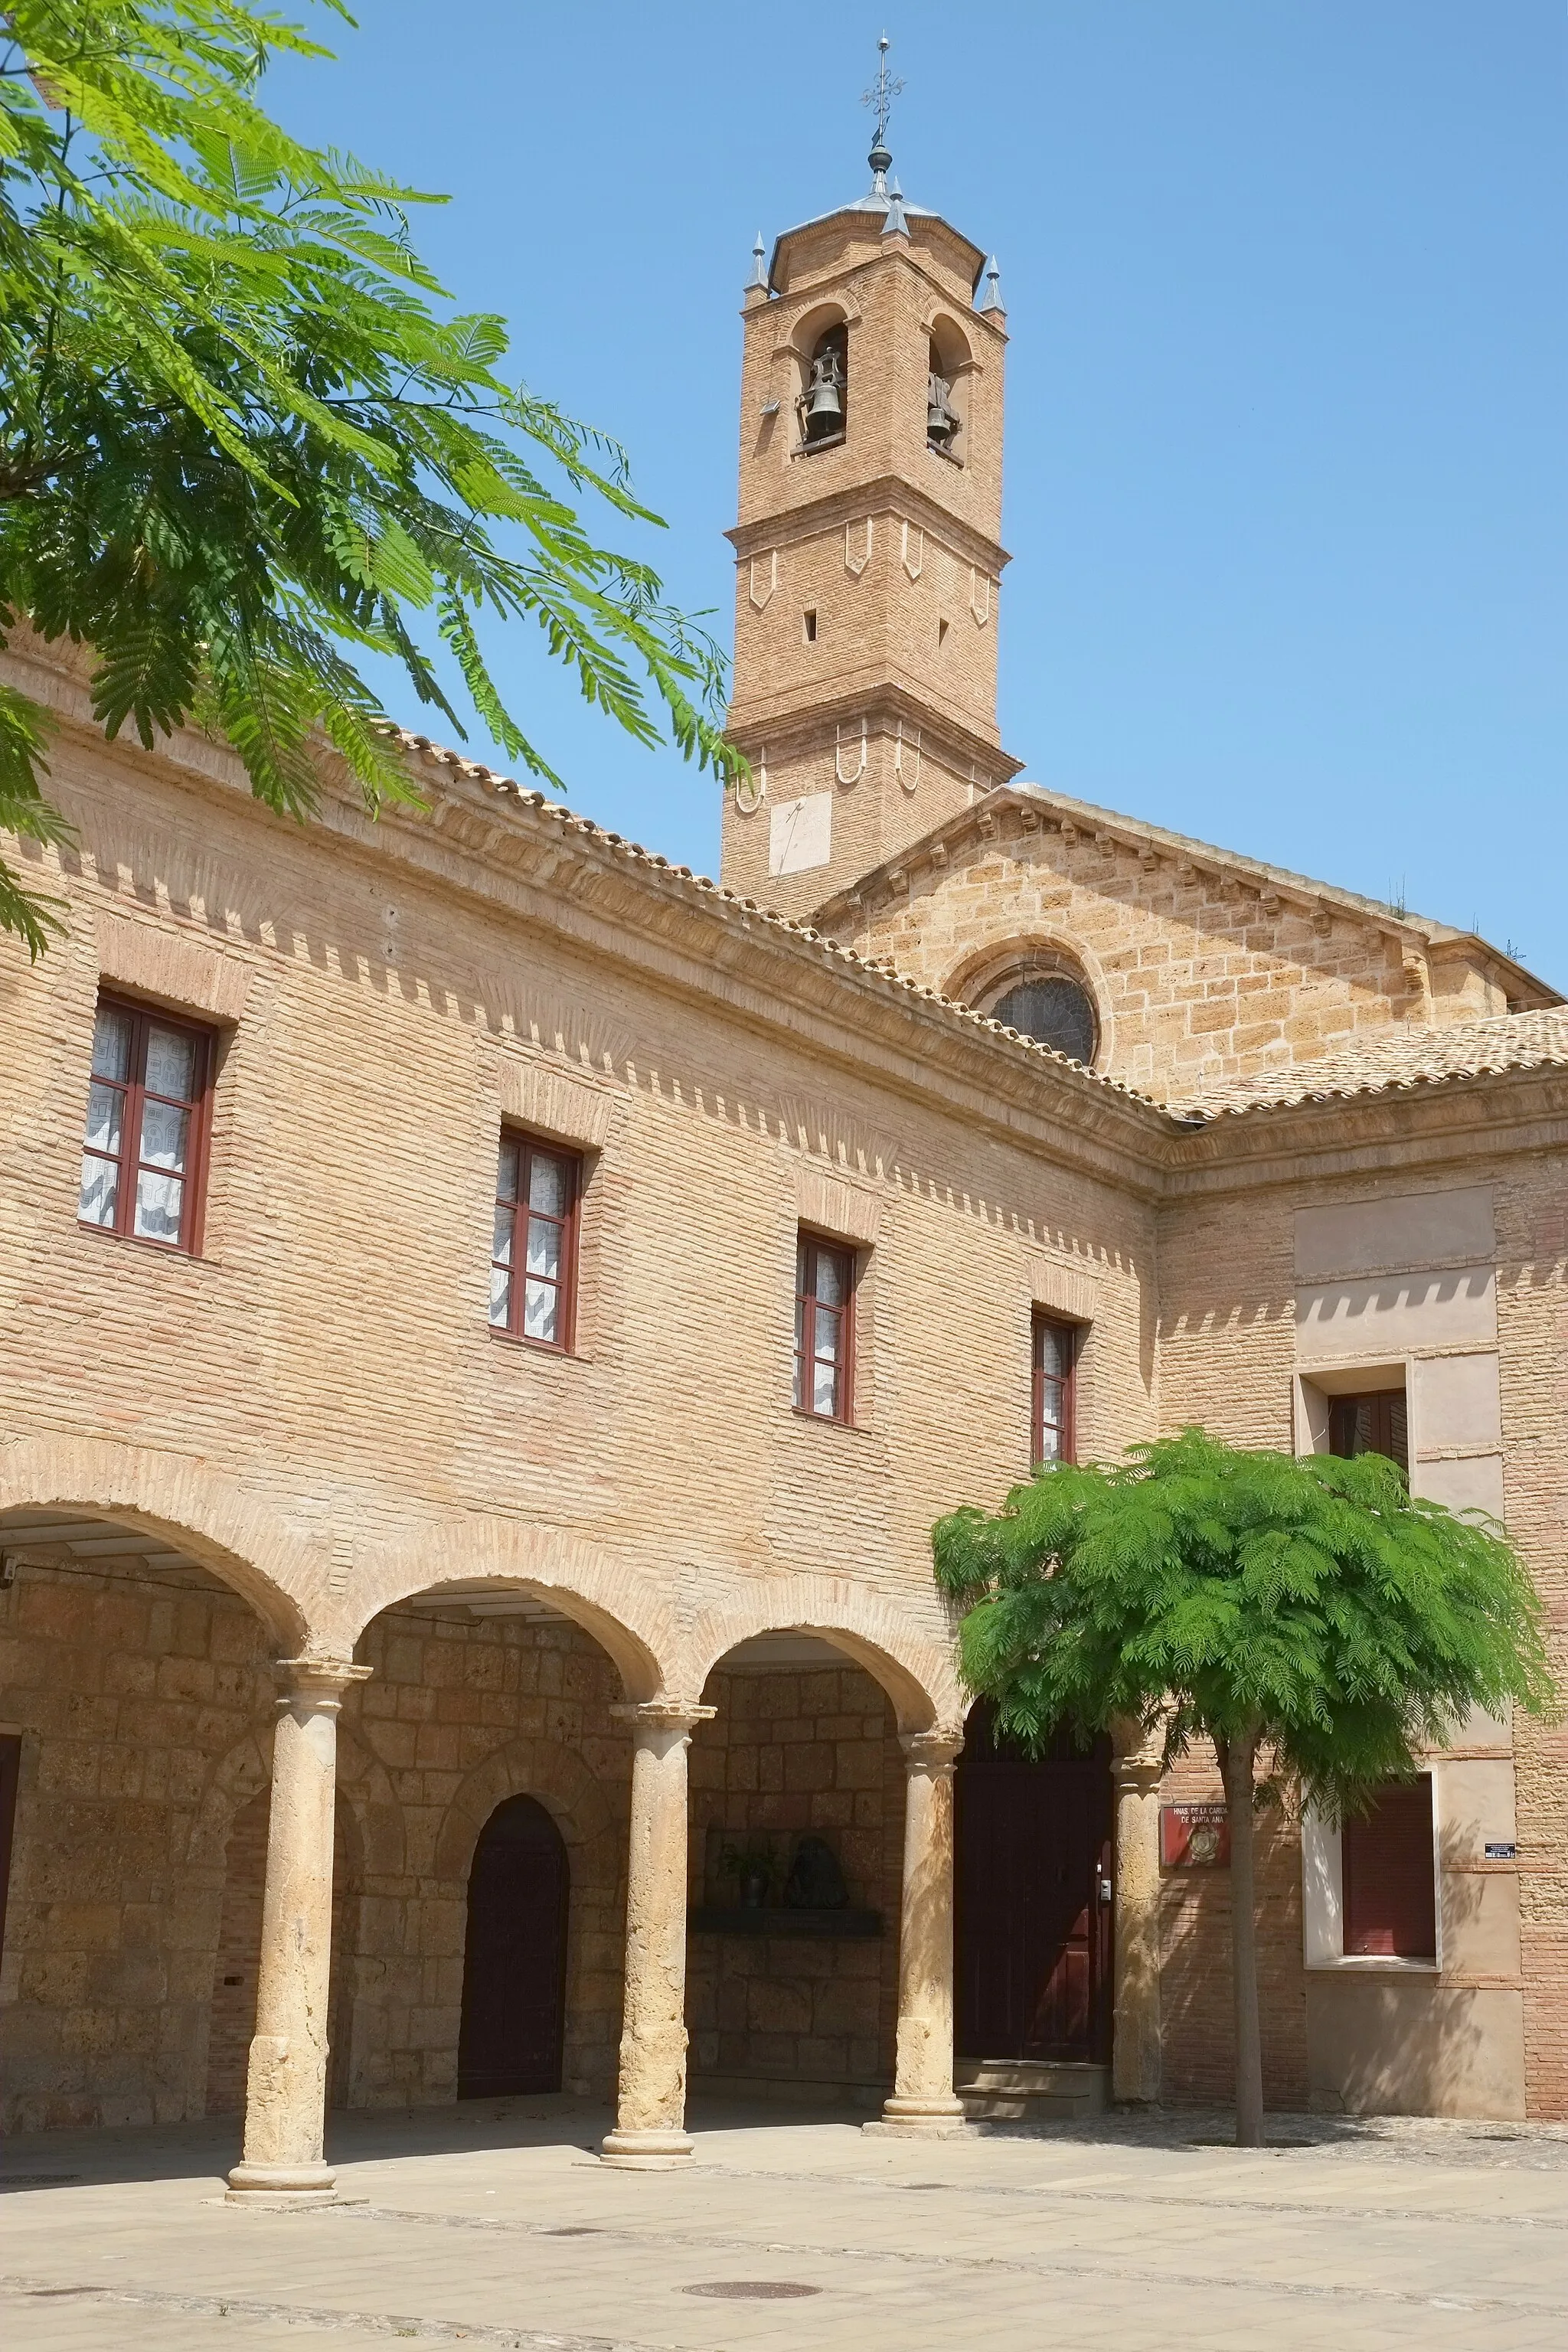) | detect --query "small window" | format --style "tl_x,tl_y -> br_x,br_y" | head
1329,1390 -> 1408,1475
490,1132 -> 580,1351
802,608 -> 818,644
1343,1778 -> 1436,1959
1032,1315 -> 1077,1466
989,970 -> 1099,1067
794,1232 -> 854,1423
77,996 -> 213,1253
